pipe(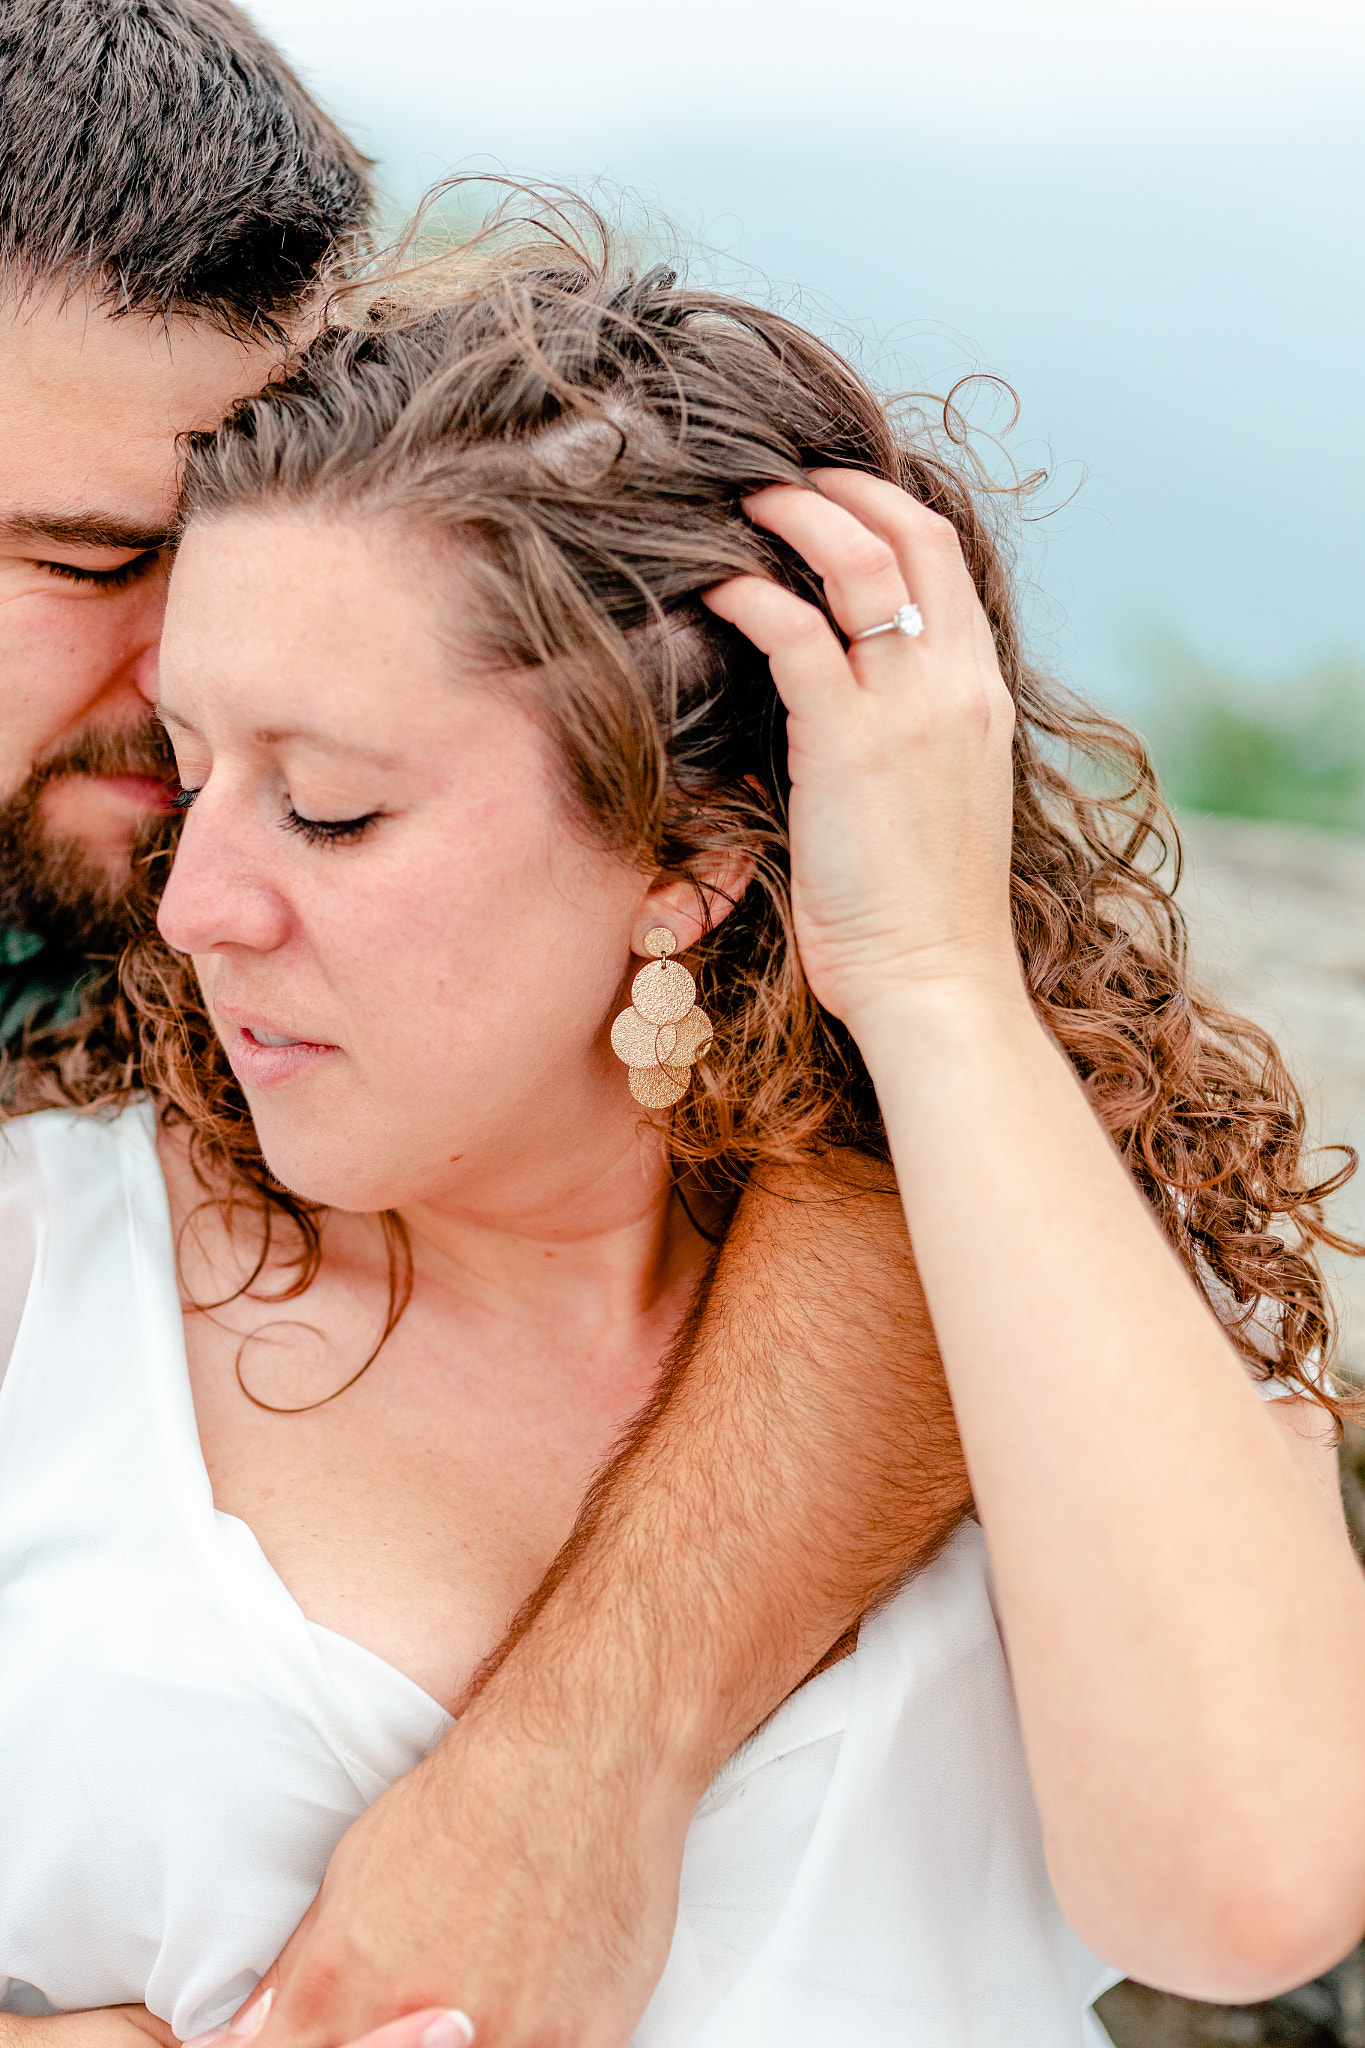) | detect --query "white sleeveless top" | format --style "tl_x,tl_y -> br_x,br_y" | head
0,1105 -> 1120,2044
